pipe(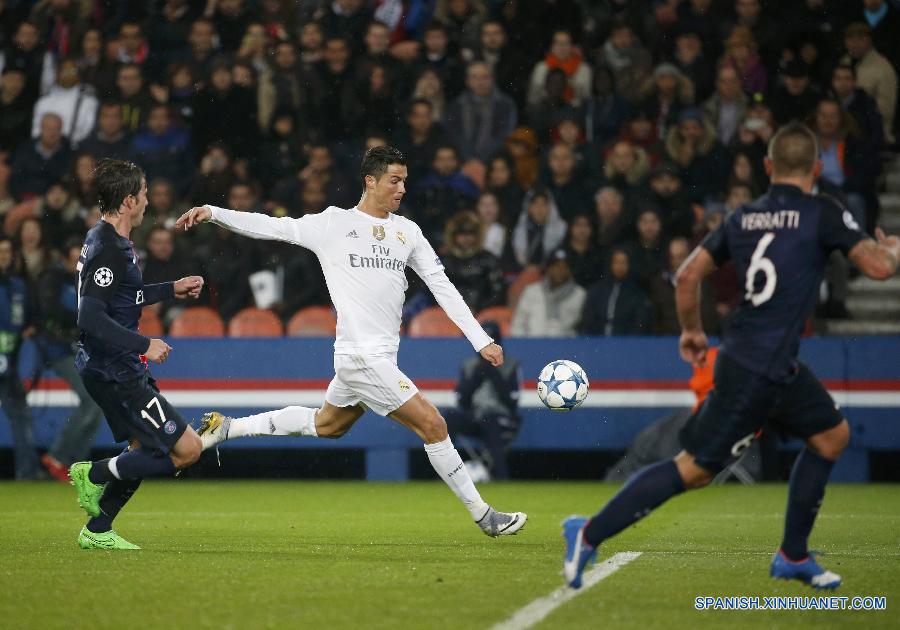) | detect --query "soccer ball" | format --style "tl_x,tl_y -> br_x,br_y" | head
537,360 -> 589,411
